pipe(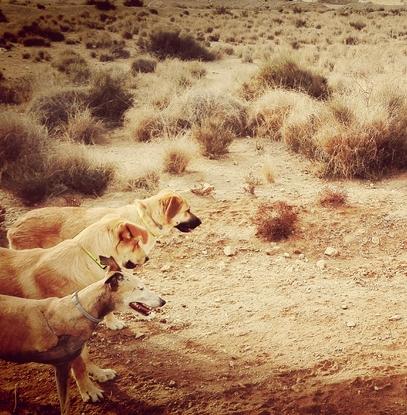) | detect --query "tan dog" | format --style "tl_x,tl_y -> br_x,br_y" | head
8,189 -> 202,253
0,260 -> 165,415
0,215 -> 149,402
